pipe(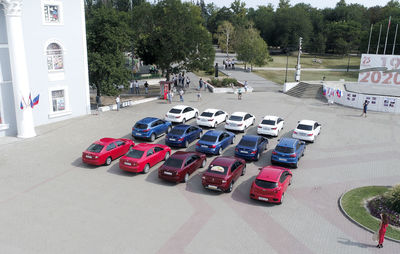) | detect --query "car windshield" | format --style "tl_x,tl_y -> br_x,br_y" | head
134,123 -> 148,129
125,149 -> 144,159
207,165 -> 228,175
297,124 -> 313,131
275,146 -> 294,153
200,135 -> 217,142
169,128 -> 186,135
261,120 -> 276,125
201,112 -> 213,117
87,143 -> 104,153
229,115 -> 243,121
238,139 -> 256,147
164,158 -> 183,168
169,108 -> 182,114
255,179 -> 278,189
